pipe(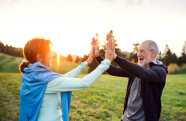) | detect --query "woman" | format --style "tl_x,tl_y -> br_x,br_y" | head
19,37 -> 114,121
